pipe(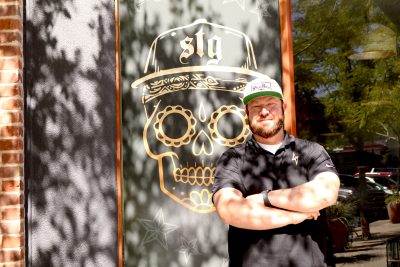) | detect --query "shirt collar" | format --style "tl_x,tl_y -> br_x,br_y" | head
249,131 -> 295,154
